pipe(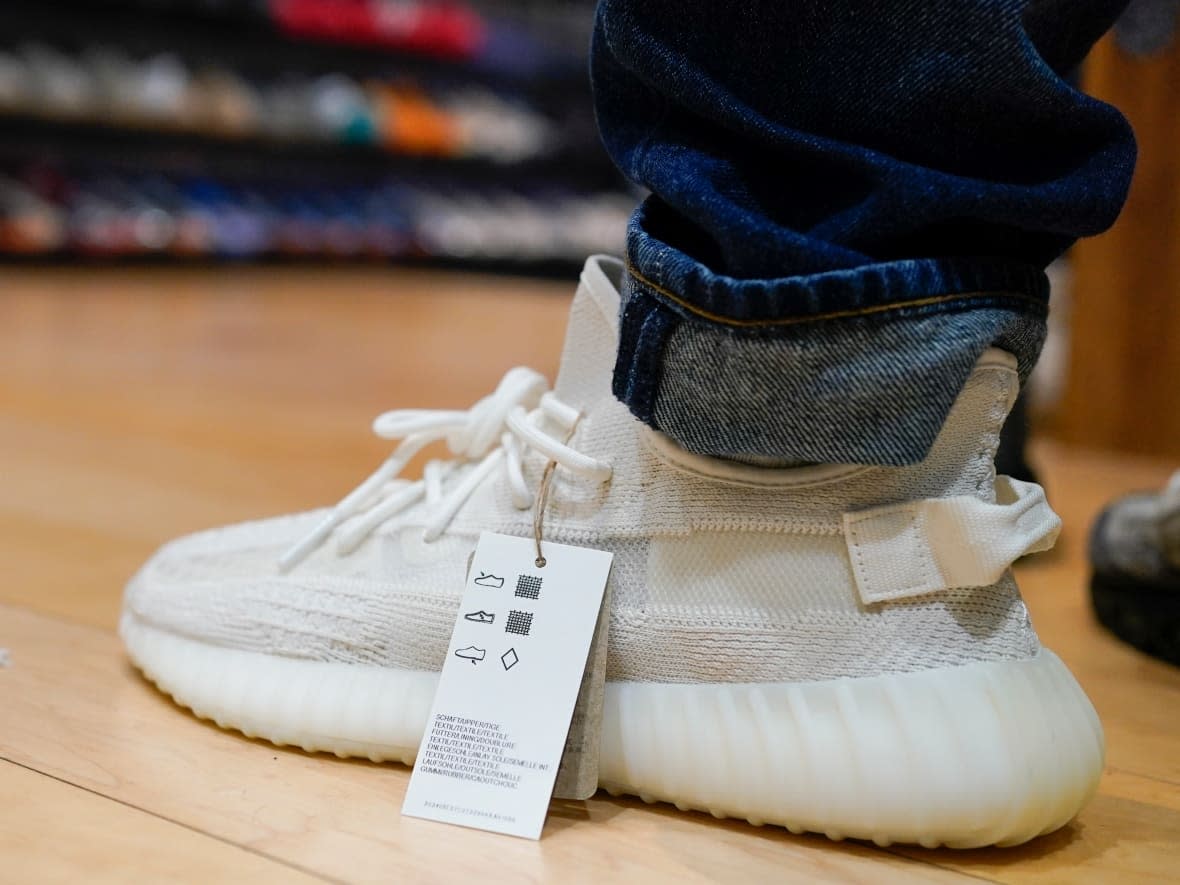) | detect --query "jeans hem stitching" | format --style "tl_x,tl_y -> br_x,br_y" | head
626,263 -> 1047,328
